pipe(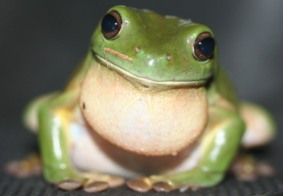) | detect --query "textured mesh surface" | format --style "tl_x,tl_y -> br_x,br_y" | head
0,173 -> 283,196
